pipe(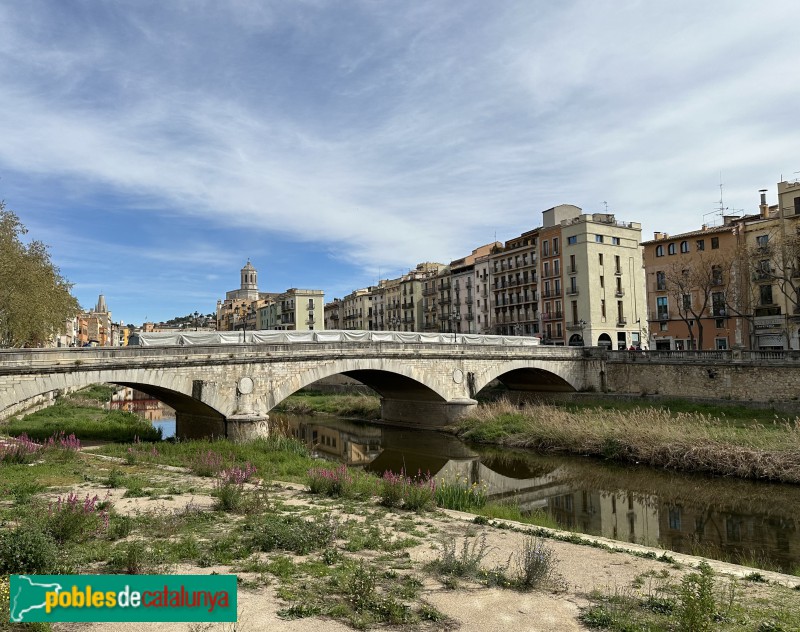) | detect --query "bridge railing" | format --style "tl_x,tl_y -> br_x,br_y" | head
586,348 -> 800,364
130,330 -> 543,347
